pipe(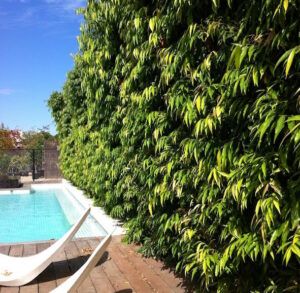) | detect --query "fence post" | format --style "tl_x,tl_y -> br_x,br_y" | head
32,149 -> 35,181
